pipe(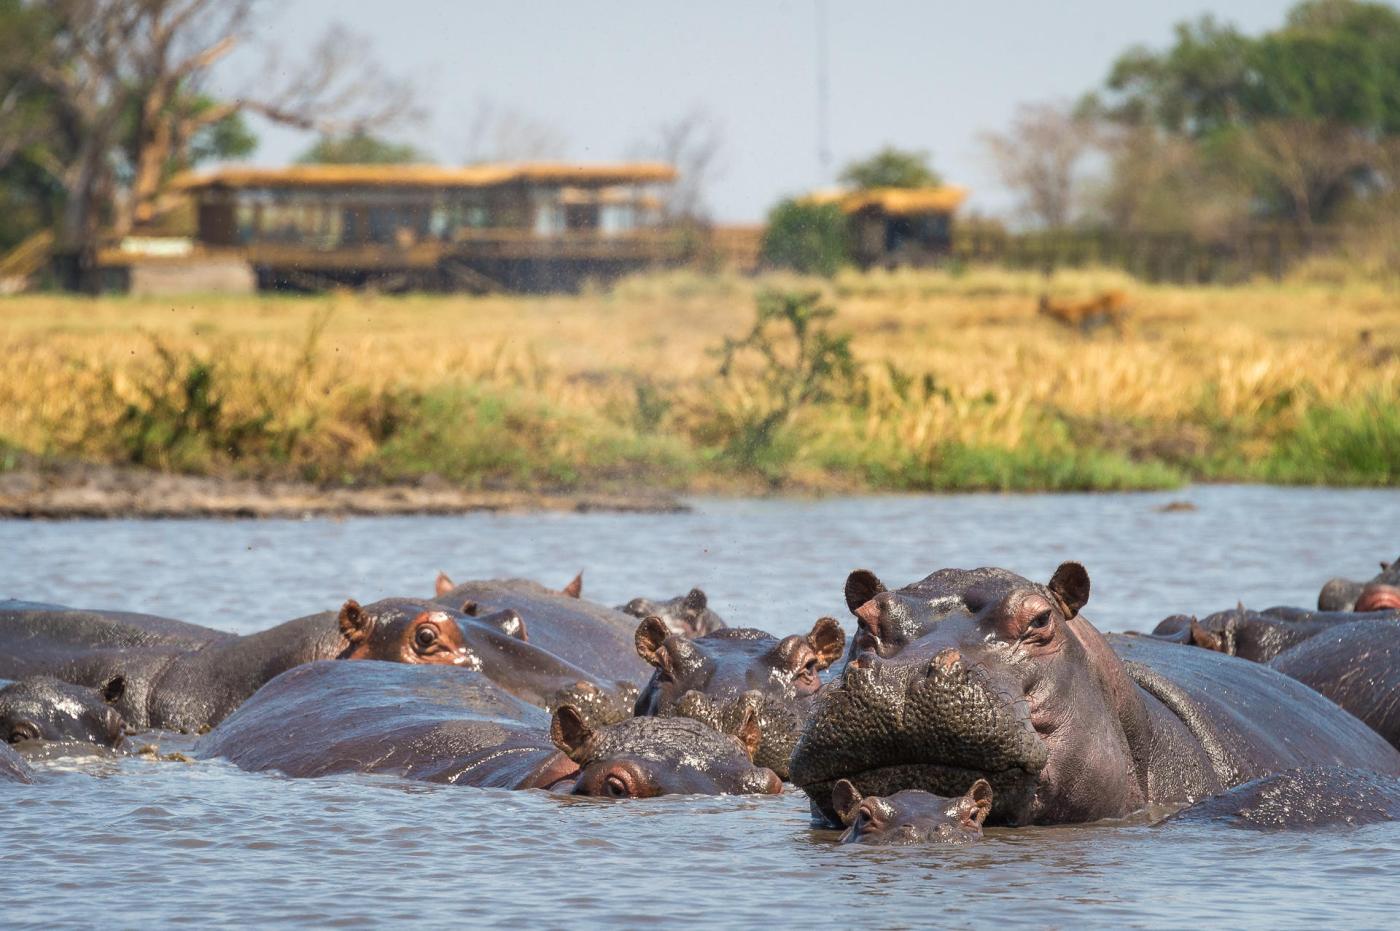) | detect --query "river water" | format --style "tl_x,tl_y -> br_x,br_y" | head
2,485 -> 1398,928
